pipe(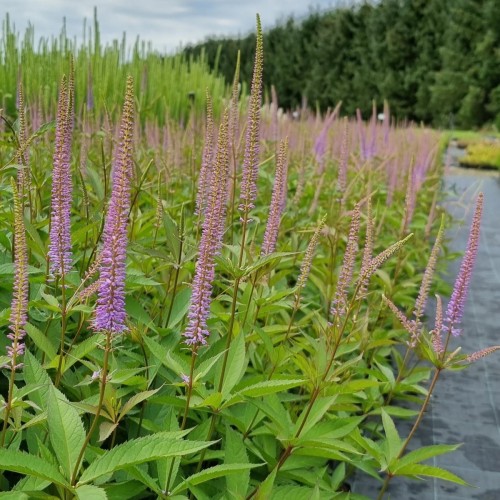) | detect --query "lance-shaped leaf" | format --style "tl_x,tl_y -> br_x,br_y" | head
79,435 -> 215,484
